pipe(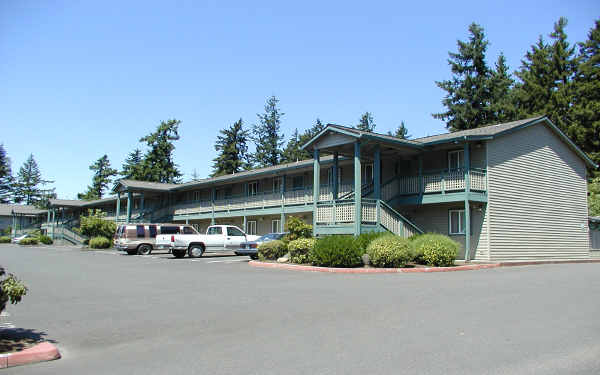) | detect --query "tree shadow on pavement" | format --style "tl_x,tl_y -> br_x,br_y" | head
0,328 -> 57,354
